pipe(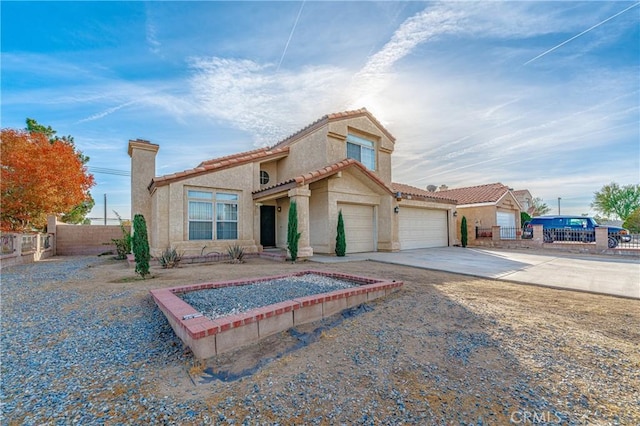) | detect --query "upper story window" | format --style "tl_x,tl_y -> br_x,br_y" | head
260,170 -> 270,185
346,134 -> 375,170
188,190 -> 238,240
